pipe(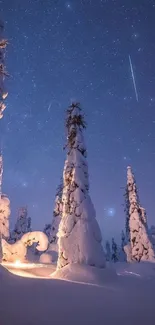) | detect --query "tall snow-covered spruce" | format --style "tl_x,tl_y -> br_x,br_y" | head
126,166 -> 154,262
57,103 -> 105,269
0,20 -> 8,119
